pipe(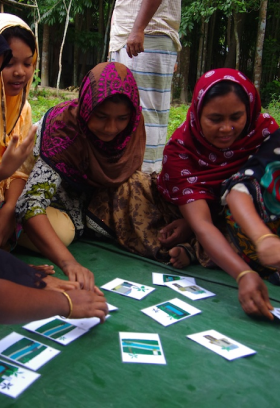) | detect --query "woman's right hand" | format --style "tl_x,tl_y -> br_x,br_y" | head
63,287 -> 108,322
238,272 -> 274,320
61,259 -> 95,291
